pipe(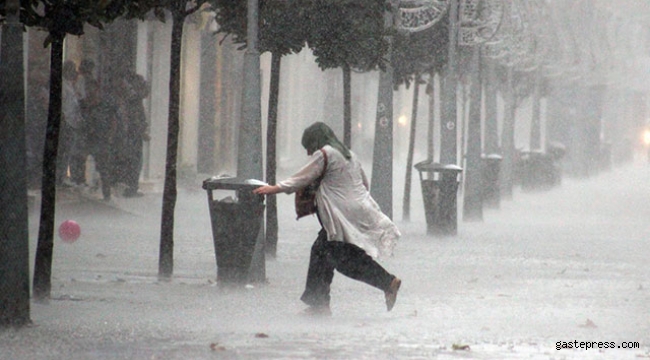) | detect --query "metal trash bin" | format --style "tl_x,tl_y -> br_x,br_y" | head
202,177 -> 265,286
547,142 -> 565,187
519,149 -> 561,191
481,153 -> 502,209
414,160 -> 463,236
